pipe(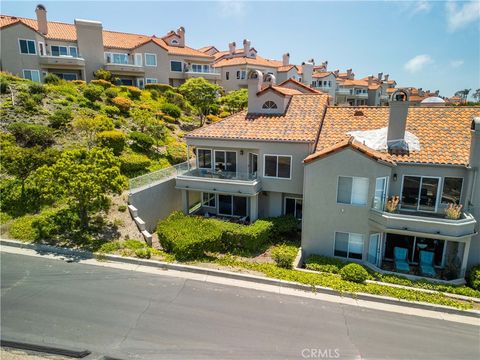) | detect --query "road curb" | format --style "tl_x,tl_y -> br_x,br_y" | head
1,338 -> 91,358
1,238 -> 479,319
